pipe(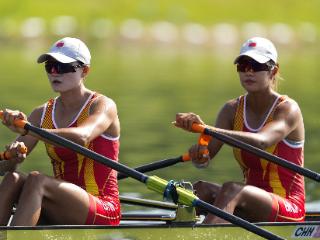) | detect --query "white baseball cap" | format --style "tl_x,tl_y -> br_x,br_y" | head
234,37 -> 278,64
37,37 -> 91,65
